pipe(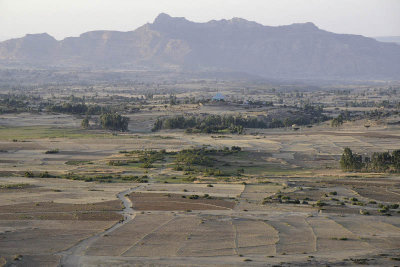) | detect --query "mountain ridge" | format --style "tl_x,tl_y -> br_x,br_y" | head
1,13 -> 399,80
